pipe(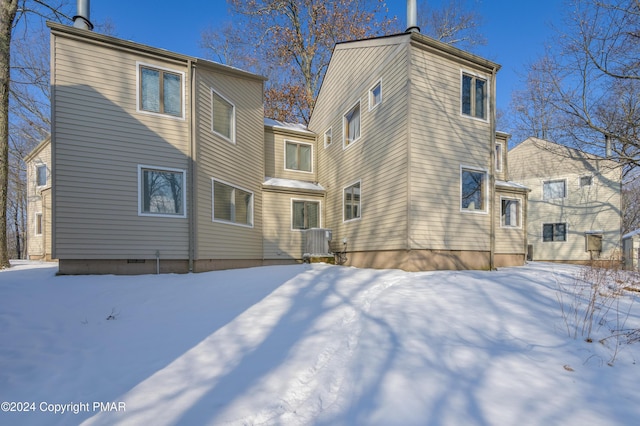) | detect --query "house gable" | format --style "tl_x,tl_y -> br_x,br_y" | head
509,137 -> 622,262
